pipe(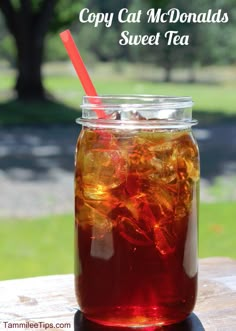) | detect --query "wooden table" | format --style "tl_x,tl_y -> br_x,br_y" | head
0,257 -> 236,331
